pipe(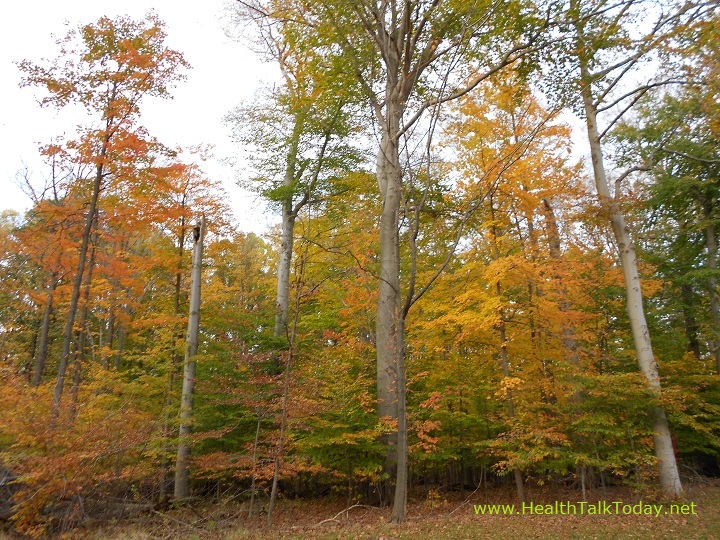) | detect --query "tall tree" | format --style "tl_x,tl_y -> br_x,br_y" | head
227,16 -> 362,364
18,14 -> 189,420
234,0 -> 548,521
554,0 -> 712,495
439,75 -> 584,500
616,12 -> 720,370
174,216 -> 206,499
